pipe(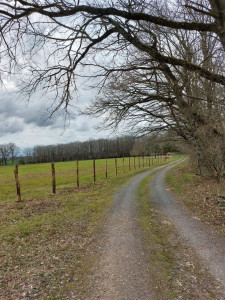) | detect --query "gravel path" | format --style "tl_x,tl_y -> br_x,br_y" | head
88,164 -> 171,300
88,159 -> 225,299
150,162 -> 225,288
